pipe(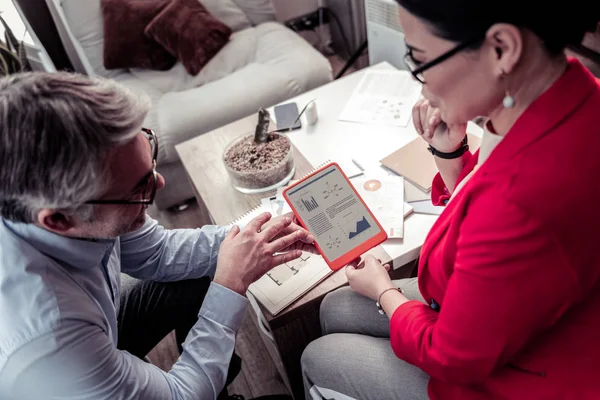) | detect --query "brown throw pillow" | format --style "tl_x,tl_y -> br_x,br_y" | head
101,0 -> 176,70
145,0 -> 232,76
